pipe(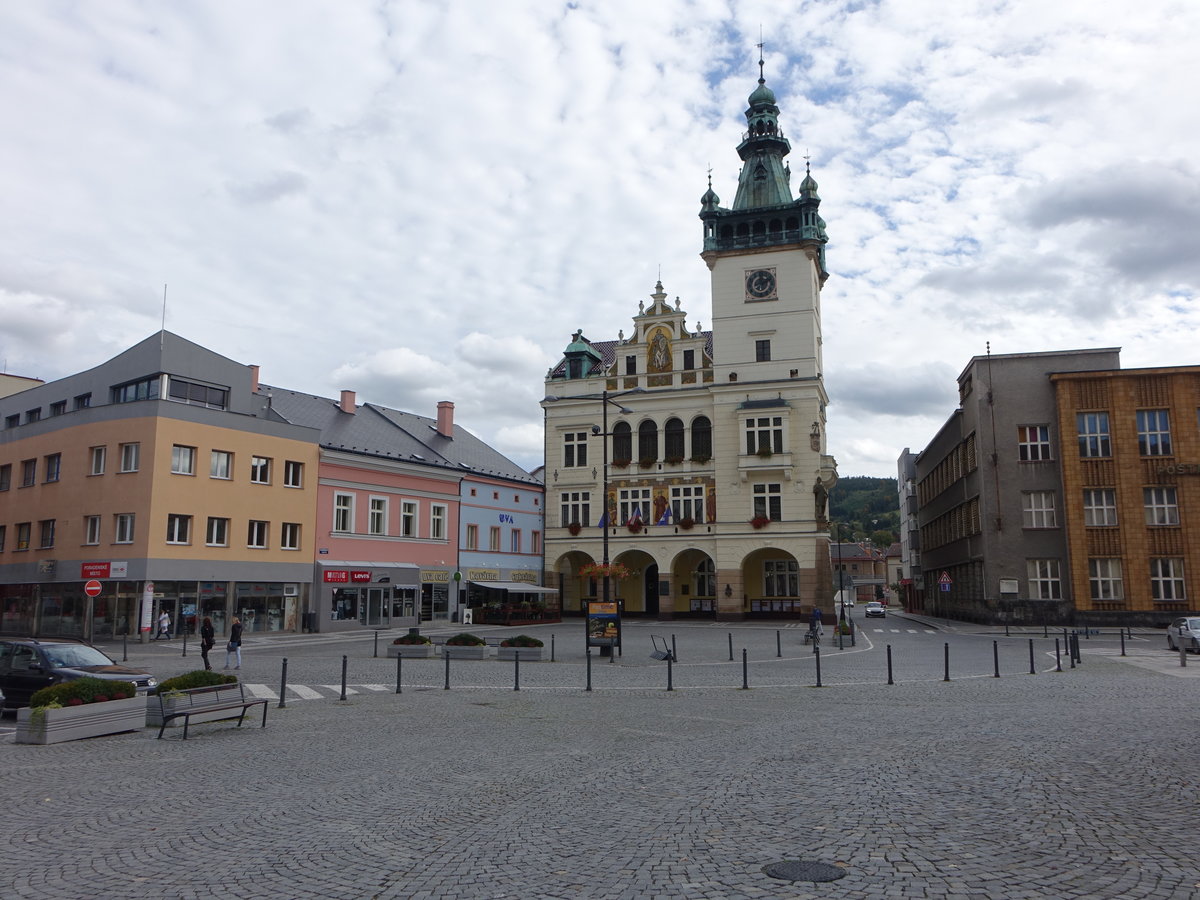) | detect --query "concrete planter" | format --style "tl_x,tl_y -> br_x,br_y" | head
16,696 -> 146,745
146,693 -> 241,729
497,647 -> 544,662
386,643 -> 436,659
441,645 -> 491,660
